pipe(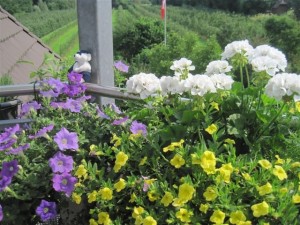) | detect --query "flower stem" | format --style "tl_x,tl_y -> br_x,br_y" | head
239,65 -> 244,88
